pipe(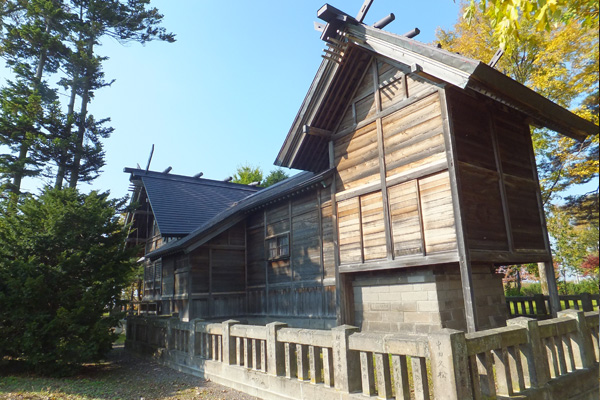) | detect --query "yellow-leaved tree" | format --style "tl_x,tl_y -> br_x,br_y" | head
437,2 -> 599,291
